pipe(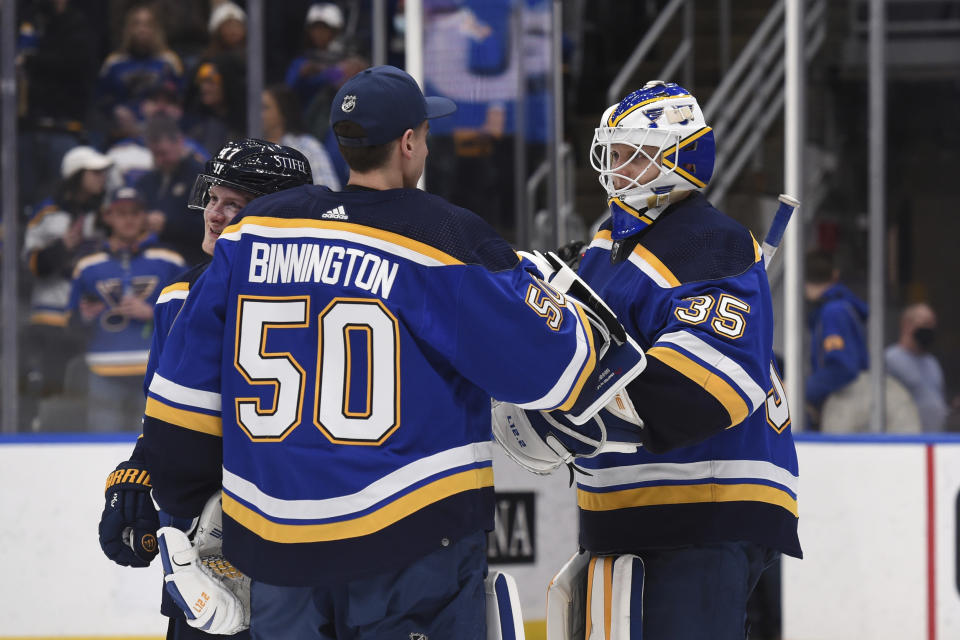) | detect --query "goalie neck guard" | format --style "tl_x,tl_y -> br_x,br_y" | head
590,81 -> 715,240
